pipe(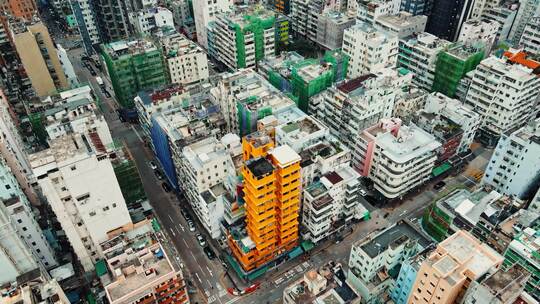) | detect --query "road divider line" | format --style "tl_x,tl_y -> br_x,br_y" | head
195,272 -> 202,283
